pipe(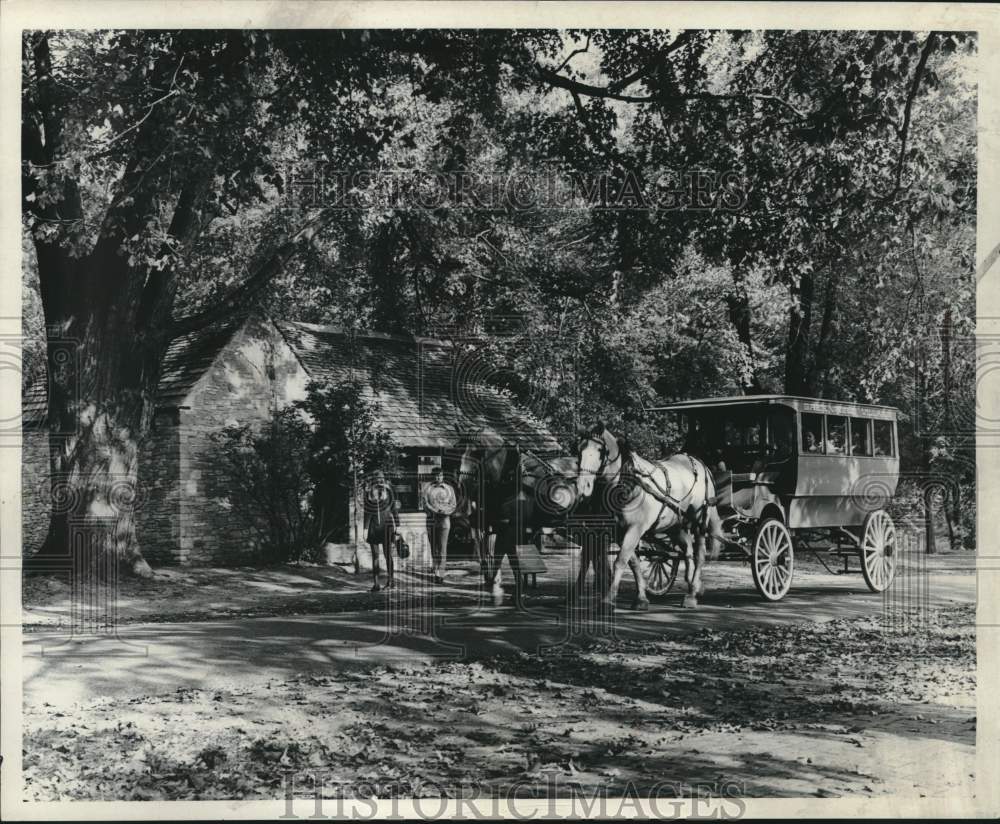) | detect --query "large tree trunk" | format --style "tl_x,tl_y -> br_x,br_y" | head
22,31 -> 314,577
22,32 -> 190,578
34,405 -> 153,578
26,249 -> 170,578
